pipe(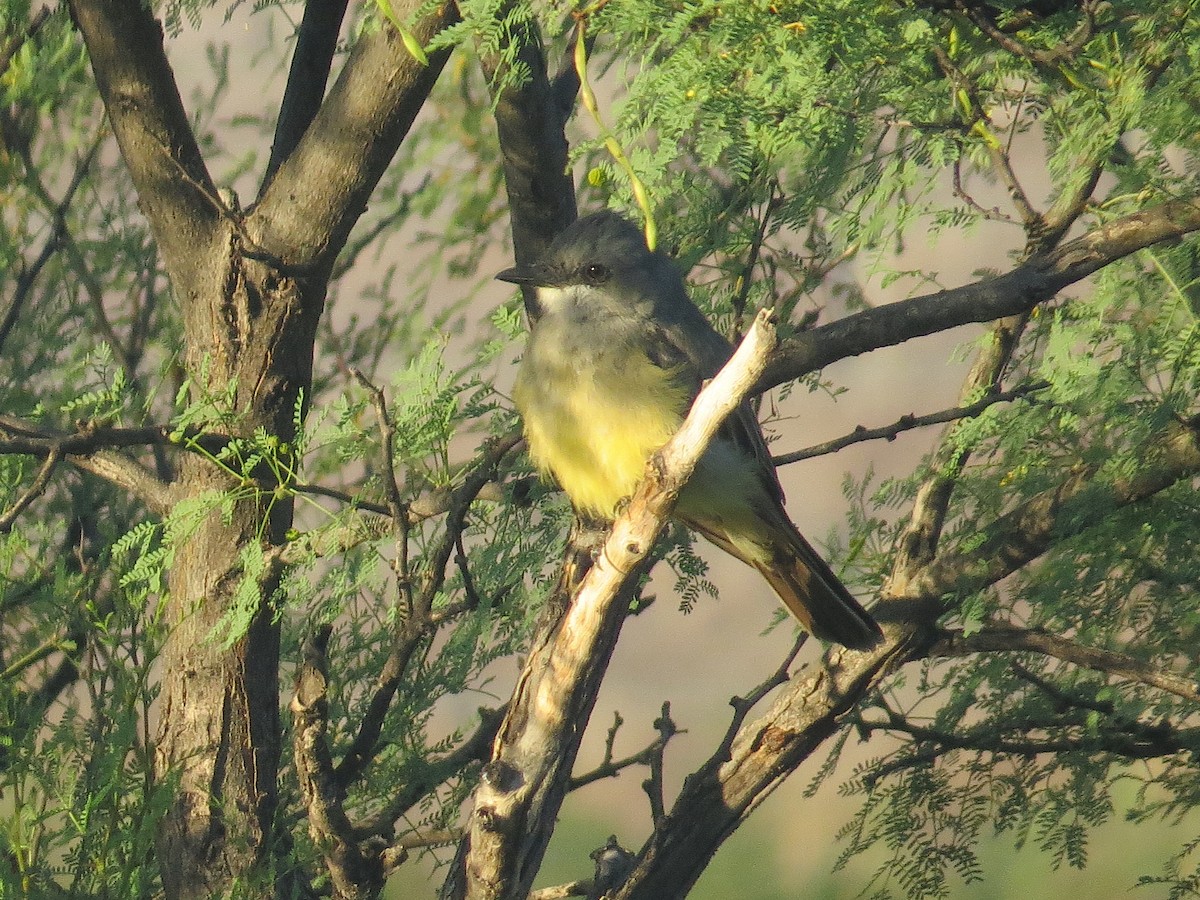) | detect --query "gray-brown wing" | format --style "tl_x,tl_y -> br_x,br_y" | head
644,311 -> 788,507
